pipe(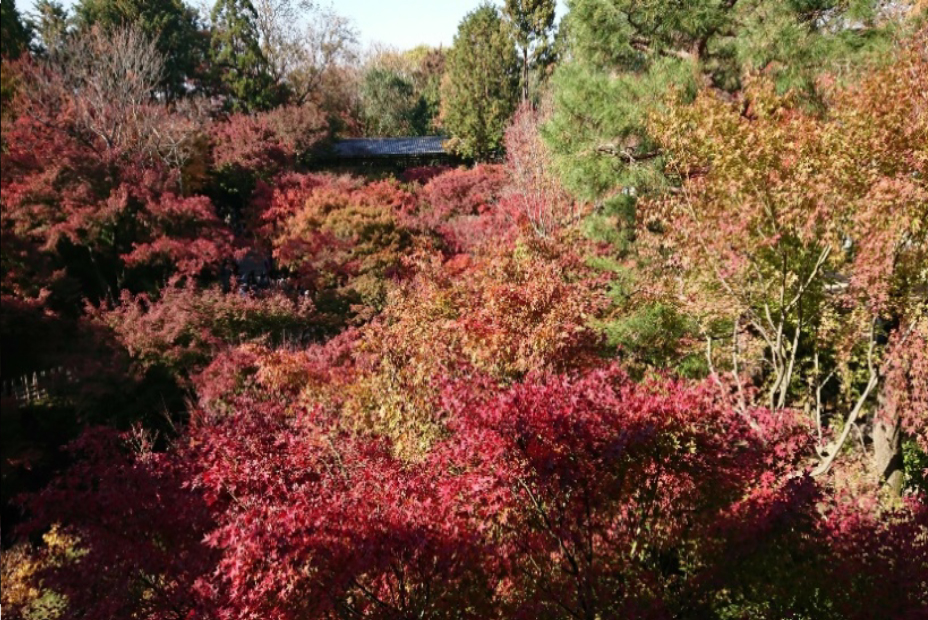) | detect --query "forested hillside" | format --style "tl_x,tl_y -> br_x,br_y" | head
1,1 -> 926,618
